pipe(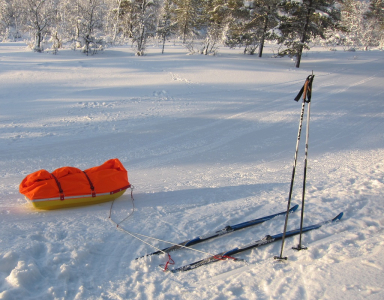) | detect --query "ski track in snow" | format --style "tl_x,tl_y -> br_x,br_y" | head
0,43 -> 383,300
